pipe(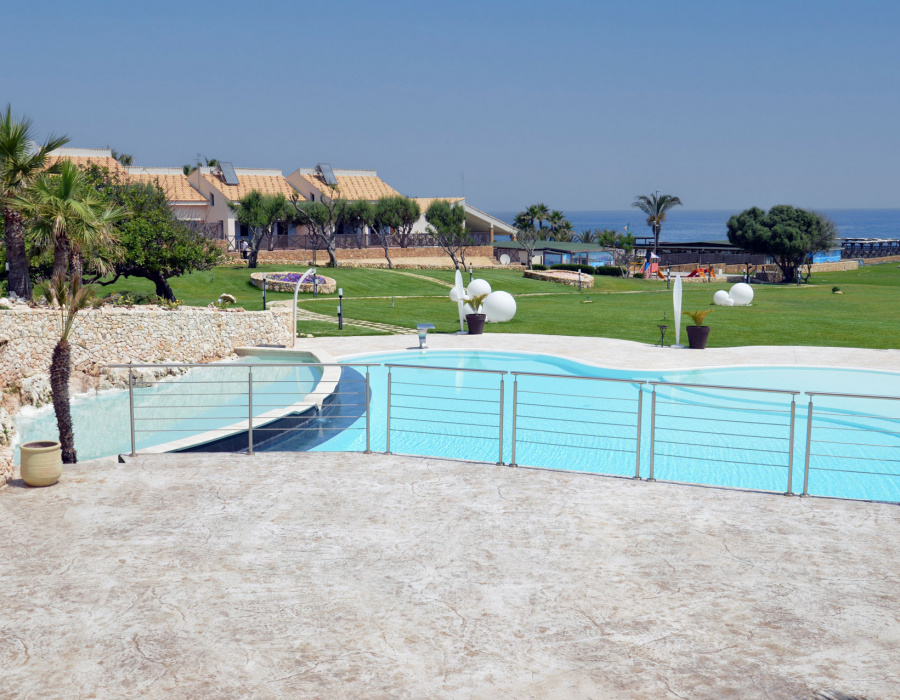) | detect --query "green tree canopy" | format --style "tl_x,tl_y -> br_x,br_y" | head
227,190 -> 290,268
371,196 -> 421,268
726,205 -> 837,283
82,166 -> 222,299
0,104 -> 69,298
425,199 -> 470,270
